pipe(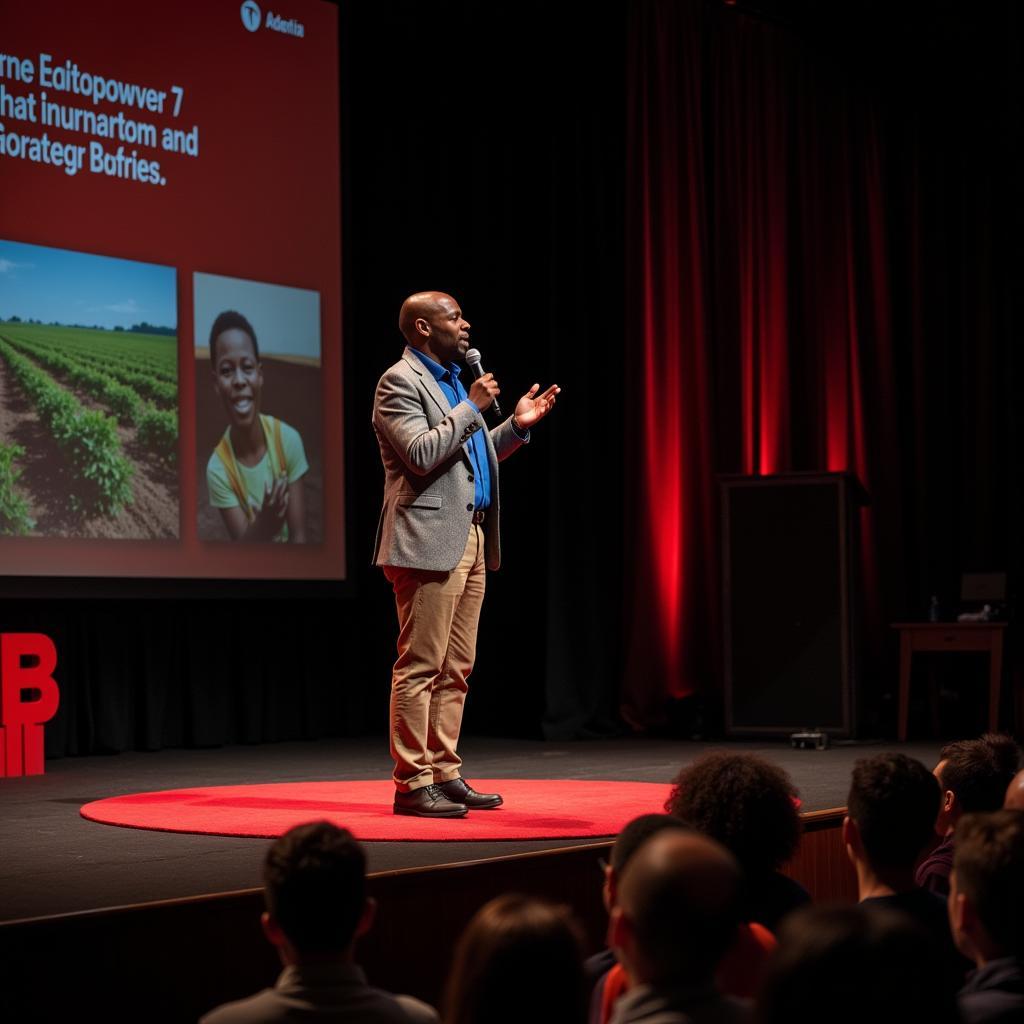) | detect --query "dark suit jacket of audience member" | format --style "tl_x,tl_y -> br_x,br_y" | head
915,834 -> 955,897
861,891 -> 971,986
958,956 -> 1024,1024
743,871 -> 810,932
